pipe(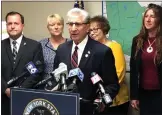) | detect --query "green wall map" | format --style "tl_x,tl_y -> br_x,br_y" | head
106,2 -> 145,55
